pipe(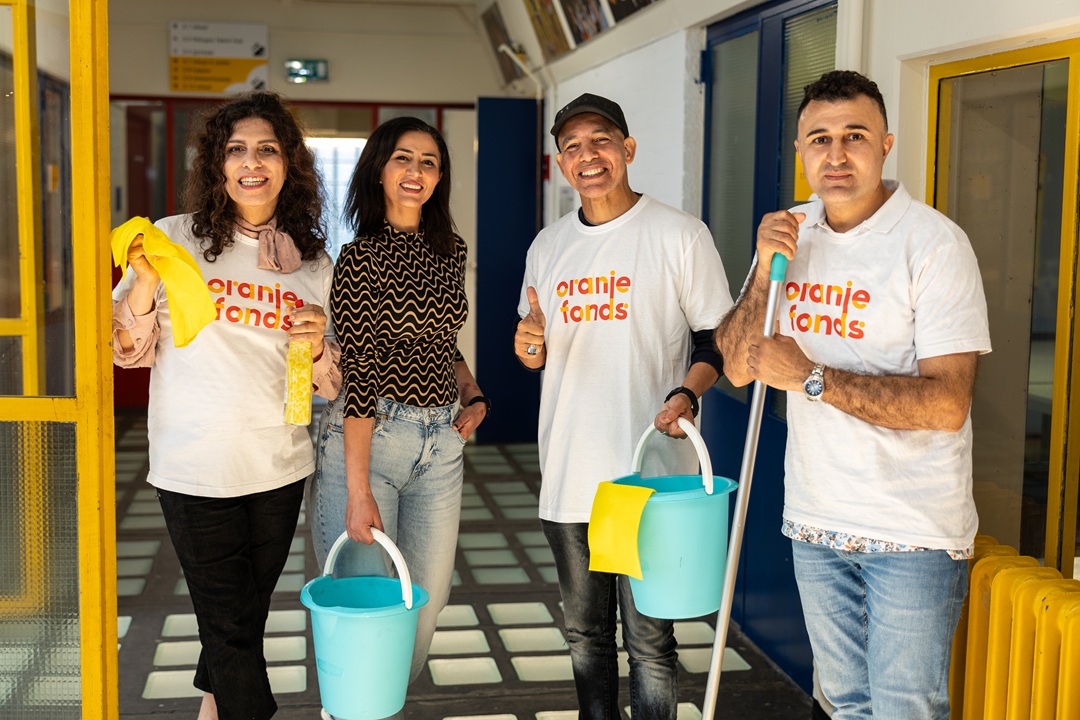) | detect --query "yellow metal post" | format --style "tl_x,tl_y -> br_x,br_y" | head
70,0 -> 118,717
0,0 -> 47,621
5,0 -> 45,396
